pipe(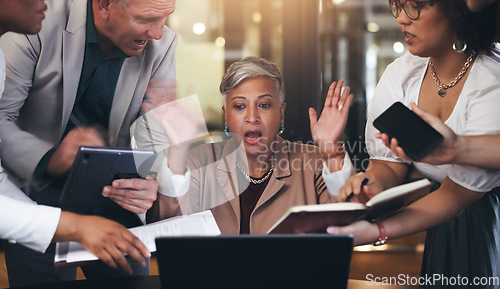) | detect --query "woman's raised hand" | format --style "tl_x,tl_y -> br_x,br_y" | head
141,79 -> 202,149
309,80 -> 353,153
